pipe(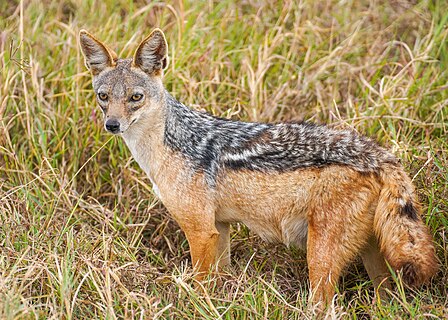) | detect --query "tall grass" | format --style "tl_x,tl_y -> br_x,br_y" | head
1,0 -> 447,318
